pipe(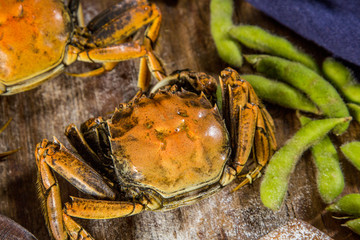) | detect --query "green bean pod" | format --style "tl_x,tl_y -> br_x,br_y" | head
260,117 -> 351,211
343,218 -> 360,235
229,25 -> 318,72
340,141 -> 360,171
210,0 -> 242,67
326,194 -> 360,216
299,116 -> 344,204
245,54 -> 350,135
347,103 -> 360,124
323,58 -> 360,104
242,74 -> 321,114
